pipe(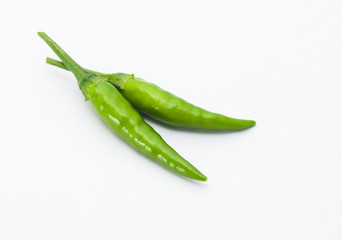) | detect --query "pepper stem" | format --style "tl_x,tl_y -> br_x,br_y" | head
46,57 -> 104,76
46,57 -> 69,71
38,32 -> 93,88
46,57 -> 126,90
